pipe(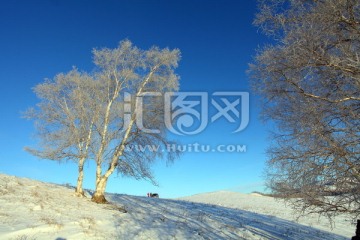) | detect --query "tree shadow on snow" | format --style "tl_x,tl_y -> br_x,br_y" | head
107,194 -> 347,240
